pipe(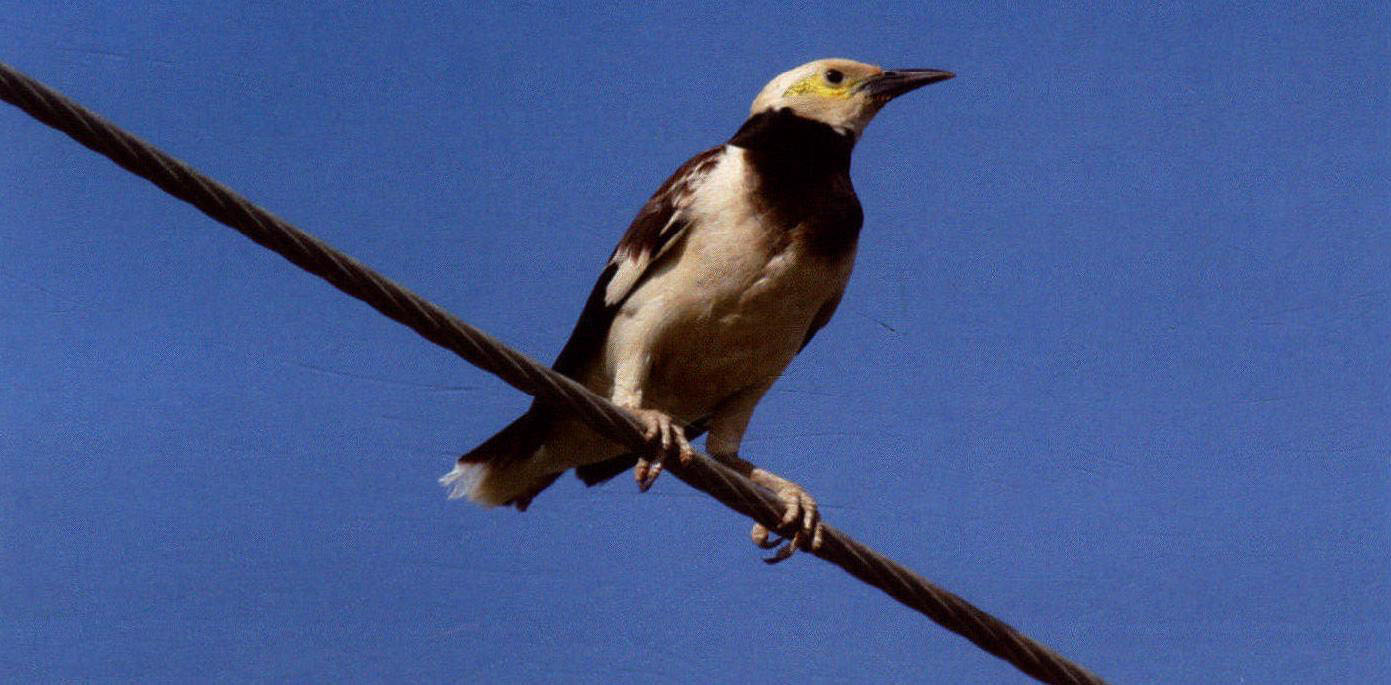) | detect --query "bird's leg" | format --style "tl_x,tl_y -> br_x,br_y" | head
621,404 -> 695,492
702,383 -> 823,562
708,450 -> 824,564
